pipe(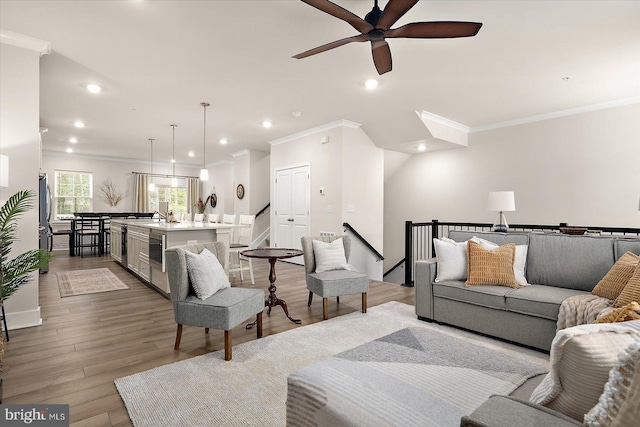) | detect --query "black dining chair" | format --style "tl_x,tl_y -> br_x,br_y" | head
75,216 -> 102,257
